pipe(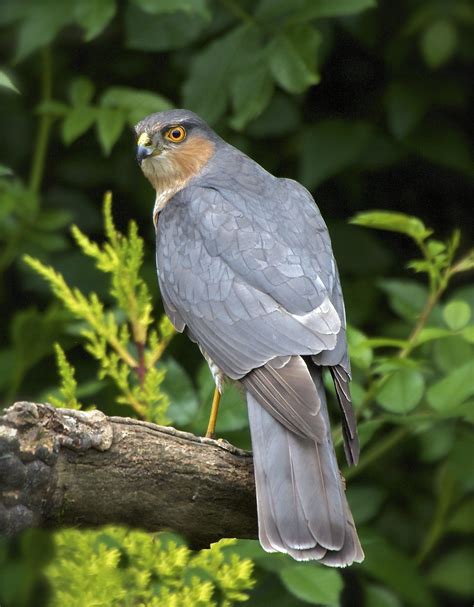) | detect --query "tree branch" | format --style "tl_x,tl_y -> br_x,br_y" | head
0,402 -> 257,548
